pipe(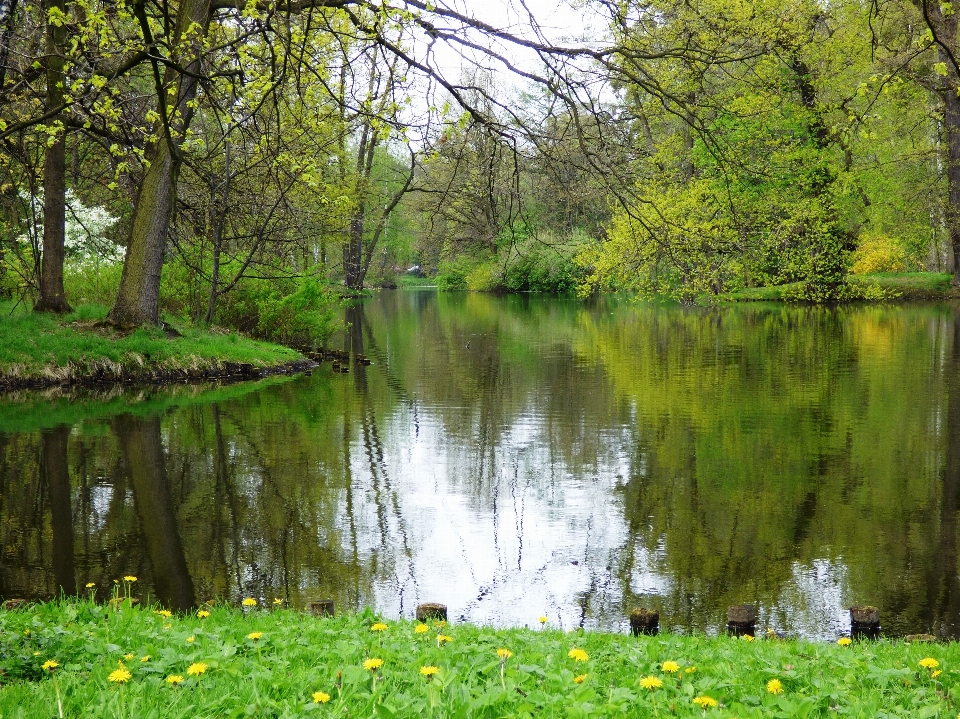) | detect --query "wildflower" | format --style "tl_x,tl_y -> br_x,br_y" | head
312,691 -> 331,703
247,632 -> 262,641
363,658 -> 383,671
661,661 -> 680,673
685,667 -> 697,674
155,609 -> 172,618
123,576 -> 137,583
539,616 -> 548,624
33,651 -> 40,656
166,675 -> 183,685
837,637 -> 852,647
273,598 -> 284,606
496,648 -> 513,660
42,660 -> 58,672
640,675 -> 663,690
24,629 -> 30,636
415,624 -> 429,634
140,656 -> 150,662
933,670 -> 943,678
692,696 -> 718,709
574,674 -> 587,684
742,634 -> 755,641
186,636 -> 195,643
108,667 -> 132,683
163,623 -> 172,630
437,634 -> 452,645
919,658 -> 940,670
85,582 -> 95,589
187,662 -> 207,676
197,610 -> 210,619
434,620 -> 446,628
568,648 -> 589,662
767,678 -> 783,694
370,623 -> 388,632
242,598 -> 257,607
124,653 -> 134,660
420,665 -> 439,676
